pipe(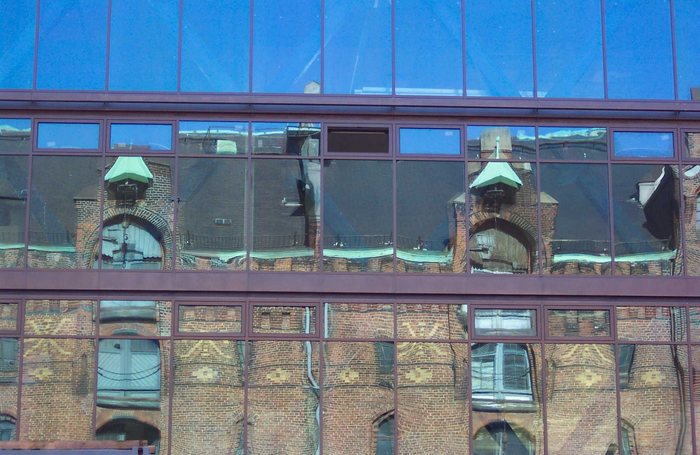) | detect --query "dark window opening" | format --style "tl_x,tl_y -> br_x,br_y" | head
328,128 -> 389,154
